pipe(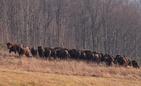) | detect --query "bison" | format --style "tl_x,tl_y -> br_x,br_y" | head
79,50 -> 86,60
130,60 -> 140,68
68,49 -> 81,60
113,55 -> 132,67
104,54 -> 114,66
114,55 -> 125,66
55,47 -> 70,60
30,47 -> 38,57
50,48 -> 56,58
6,42 -> 19,54
44,47 -> 52,59
98,53 -> 105,64
6,43 -> 32,57
24,47 -> 32,57
16,45 -> 32,57
38,46 -> 44,58
83,50 -> 94,61
16,45 -> 25,57
92,52 -> 99,64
